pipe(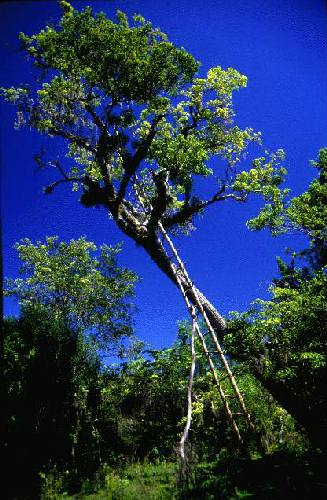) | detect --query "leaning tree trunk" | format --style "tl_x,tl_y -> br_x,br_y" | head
110,202 -> 321,447
142,234 -> 227,334
140,232 -> 322,446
